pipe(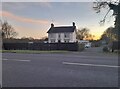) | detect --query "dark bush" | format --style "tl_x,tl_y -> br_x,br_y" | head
3,43 -> 79,51
78,44 -> 85,51
103,46 -> 109,52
